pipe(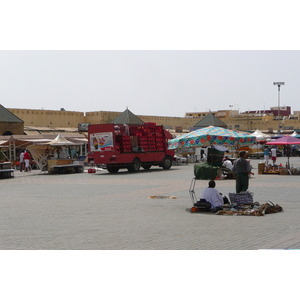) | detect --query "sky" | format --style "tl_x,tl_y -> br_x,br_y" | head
2,50 -> 299,117
1,1 -> 300,119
